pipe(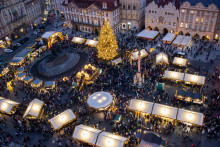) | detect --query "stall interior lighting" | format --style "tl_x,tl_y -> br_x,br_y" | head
81,131 -> 89,139
171,72 -> 178,78
33,104 -> 40,111
161,107 -> 169,115
138,102 -> 145,109
105,138 -> 114,146
191,75 -> 198,81
1,102 -> 8,110
59,115 -> 66,122
186,113 -> 194,121
177,58 -> 183,63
